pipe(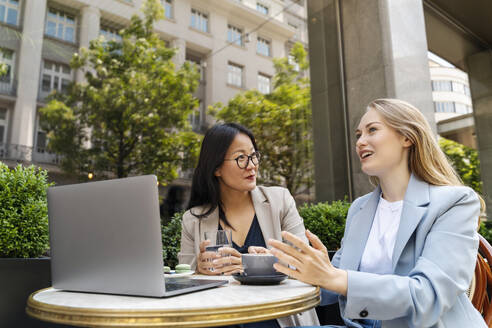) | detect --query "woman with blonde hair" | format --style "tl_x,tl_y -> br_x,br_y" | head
269,98 -> 487,327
